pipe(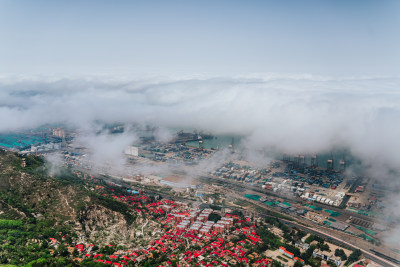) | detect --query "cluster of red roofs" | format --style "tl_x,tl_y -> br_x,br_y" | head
58,217 -> 273,266
54,175 -> 274,266
62,222 -> 272,267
